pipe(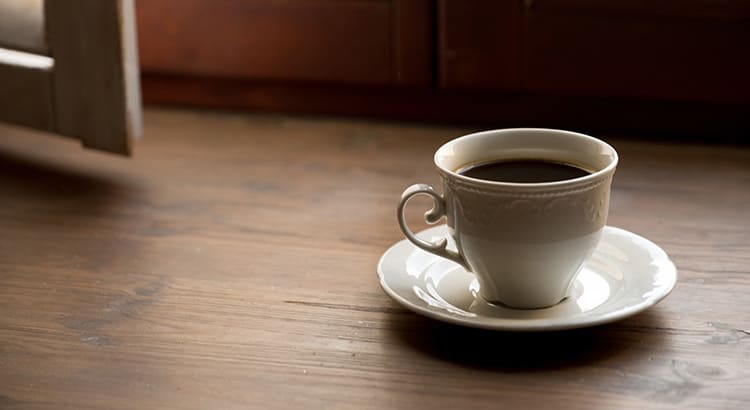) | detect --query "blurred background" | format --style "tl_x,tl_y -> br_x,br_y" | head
135,0 -> 750,138
1,0 -> 749,140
